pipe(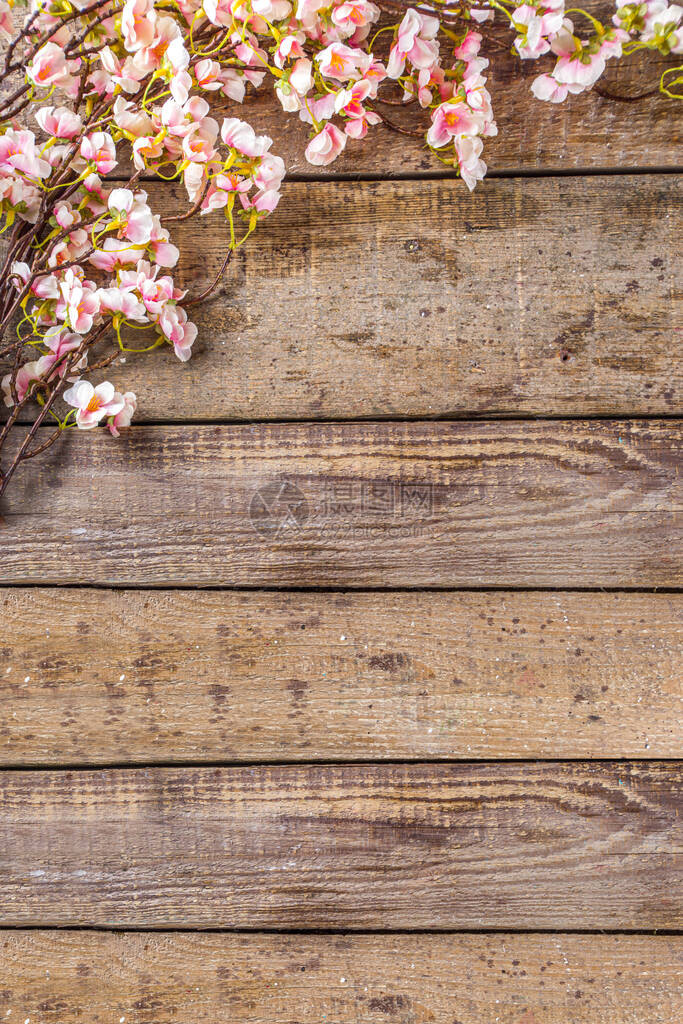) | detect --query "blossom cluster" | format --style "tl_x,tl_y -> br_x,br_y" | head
0,0 -> 679,493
